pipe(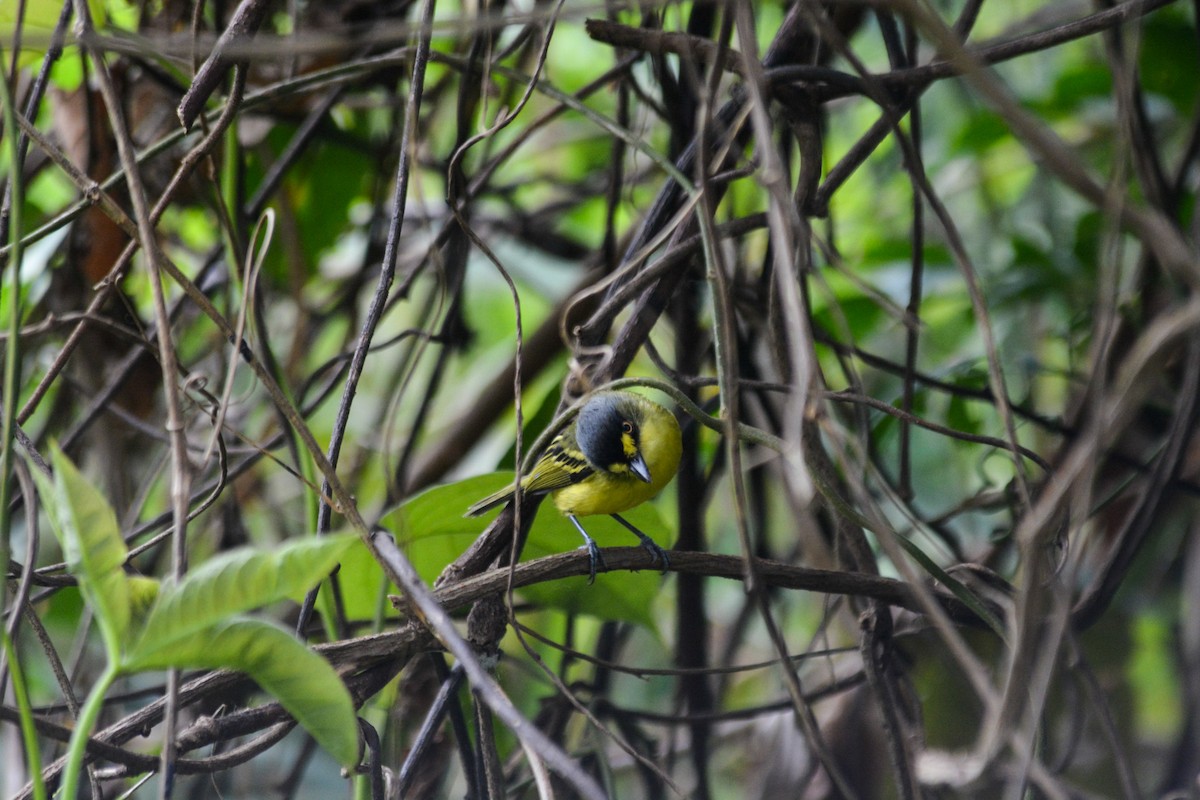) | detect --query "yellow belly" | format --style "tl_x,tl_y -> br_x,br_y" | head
552,473 -> 660,516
